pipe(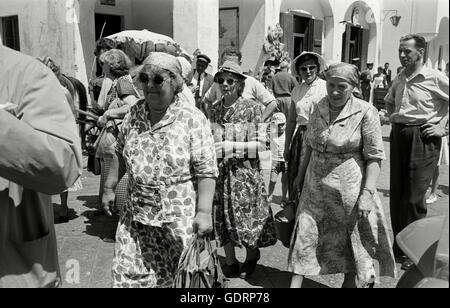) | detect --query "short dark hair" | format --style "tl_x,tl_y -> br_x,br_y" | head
400,34 -> 426,50
94,38 -> 116,57
384,62 -> 389,65
221,46 -> 242,62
